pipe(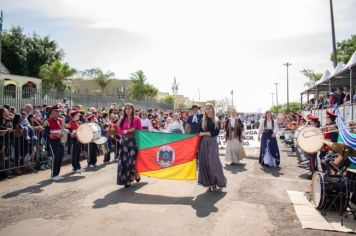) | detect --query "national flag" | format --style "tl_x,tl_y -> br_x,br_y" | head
135,131 -> 200,180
